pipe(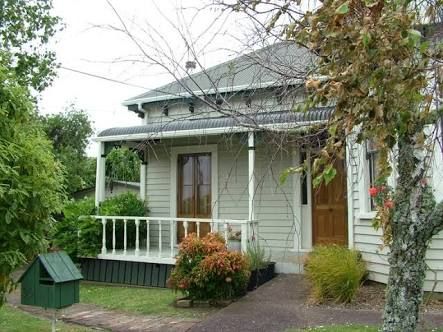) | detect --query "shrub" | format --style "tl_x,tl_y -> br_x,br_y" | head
99,192 -> 147,216
99,192 -> 148,249
304,245 -> 366,303
52,197 -> 100,259
53,192 -> 148,258
168,233 -> 250,301
246,241 -> 270,270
